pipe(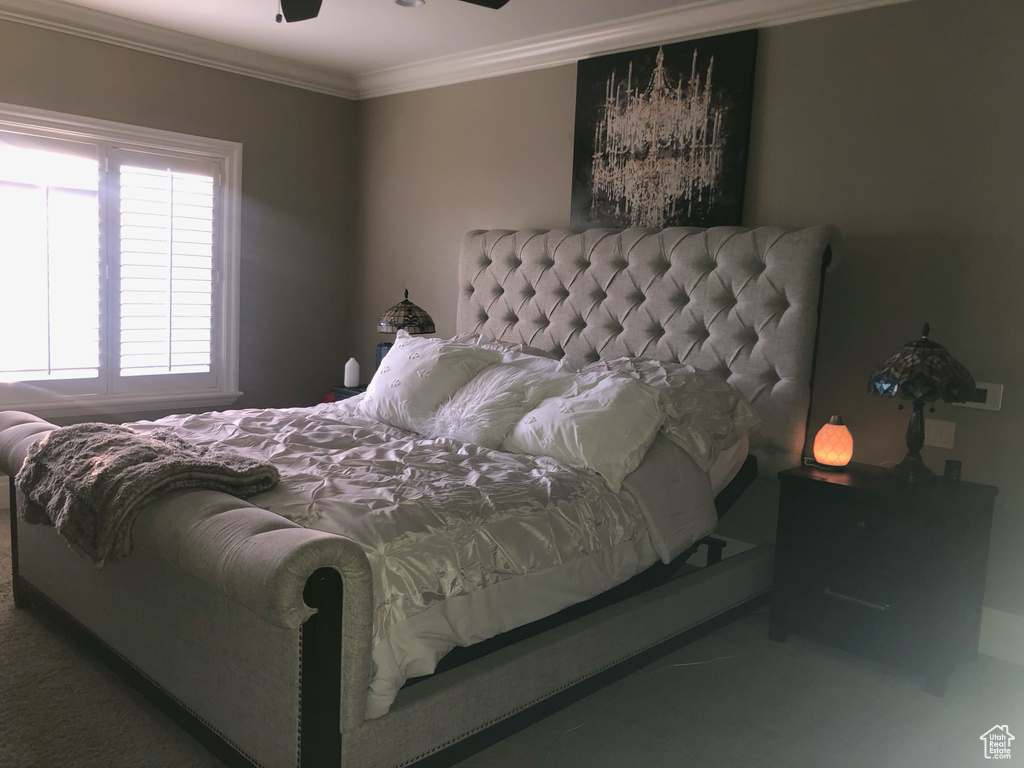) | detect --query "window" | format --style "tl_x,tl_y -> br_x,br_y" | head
0,104 -> 241,416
